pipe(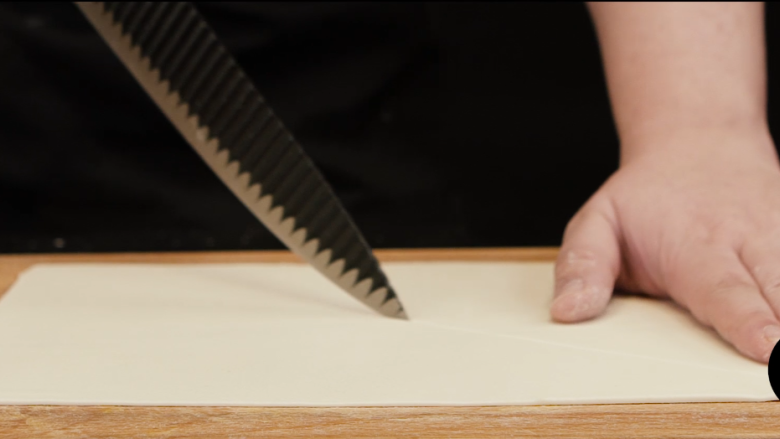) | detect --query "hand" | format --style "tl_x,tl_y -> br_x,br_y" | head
551,129 -> 780,363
